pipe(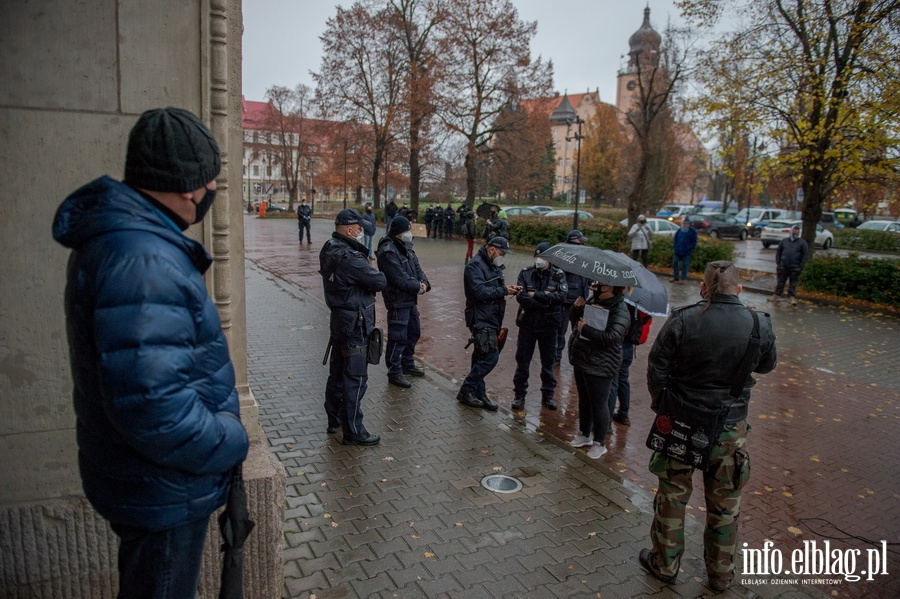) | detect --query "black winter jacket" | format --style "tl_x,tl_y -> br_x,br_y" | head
775,236 -> 809,270
464,246 -> 508,330
376,235 -> 430,309
515,265 -> 567,331
647,294 -> 777,424
319,232 -> 387,341
568,293 -> 631,377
